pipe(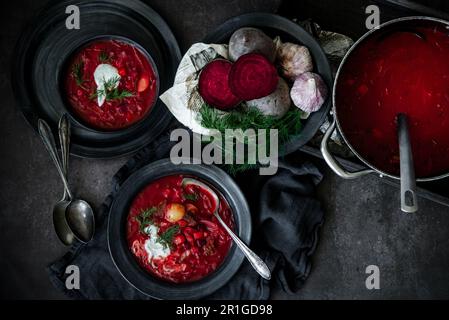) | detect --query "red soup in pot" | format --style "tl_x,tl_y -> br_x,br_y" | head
65,39 -> 158,130
336,23 -> 449,178
127,175 -> 234,283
